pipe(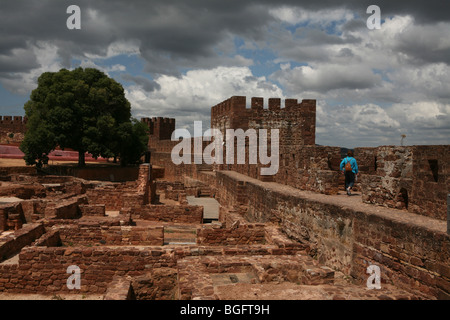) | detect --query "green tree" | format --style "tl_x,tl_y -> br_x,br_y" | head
20,67 -> 148,167
114,119 -> 150,167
